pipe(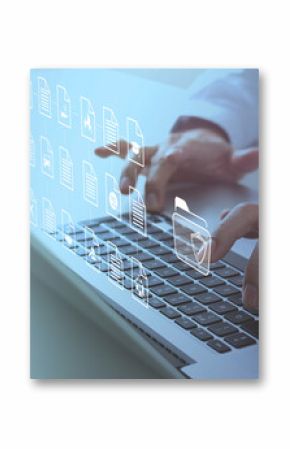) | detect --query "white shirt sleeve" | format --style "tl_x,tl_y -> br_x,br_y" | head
181,69 -> 259,149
